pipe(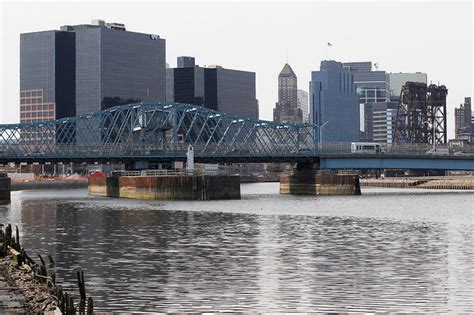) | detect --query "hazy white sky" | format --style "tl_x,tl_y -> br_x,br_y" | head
1,1 -> 472,138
